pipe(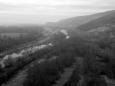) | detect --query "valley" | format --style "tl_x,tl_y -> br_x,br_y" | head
0,10 -> 115,86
